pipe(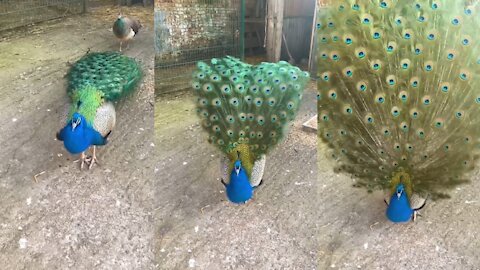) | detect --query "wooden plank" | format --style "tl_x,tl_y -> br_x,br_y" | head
284,0 -> 316,17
